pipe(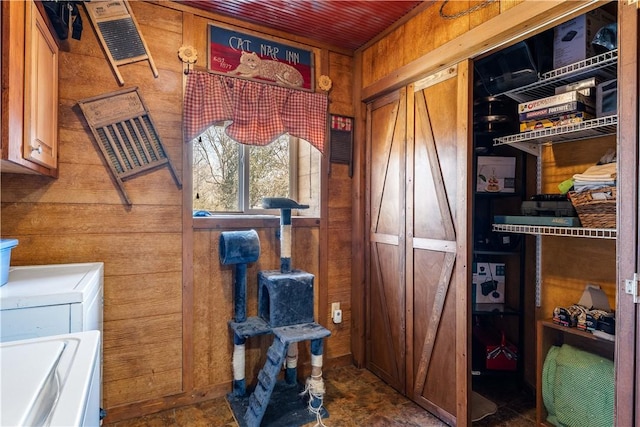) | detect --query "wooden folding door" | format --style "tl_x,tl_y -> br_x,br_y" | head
366,61 -> 472,426
366,88 -> 407,394
408,62 -> 472,426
